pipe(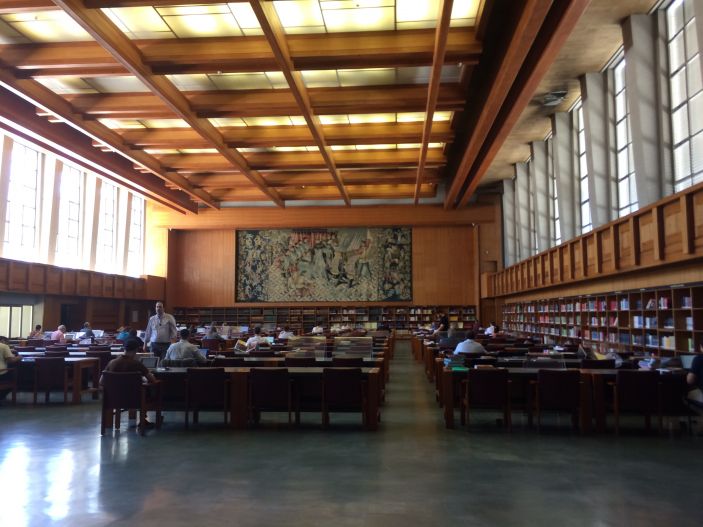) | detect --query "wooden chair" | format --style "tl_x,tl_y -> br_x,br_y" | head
201,338 -> 223,352
33,357 -> 70,404
248,350 -> 276,357
86,350 -> 113,374
611,370 -> 662,434
321,367 -> 368,428
460,368 -> 511,430
14,346 -> 36,353
331,356 -> 364,367
249,368 -> 292,425
185,367 -> 228,428
284,356 -> 317,367
0,366 -> 18,404
532,369 -> 582,431
45,350 -> 69,358
27,339 -> 46,347
580,359 -> 616,369
100,371 -> 162,436
212,357 -> 245,367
